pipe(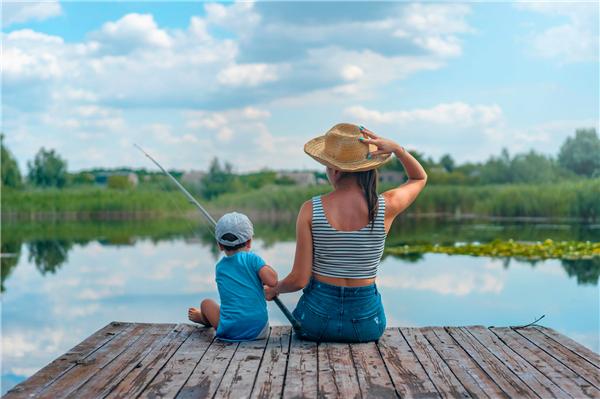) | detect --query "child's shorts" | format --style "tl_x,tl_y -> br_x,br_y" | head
216,319 -> 269,342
